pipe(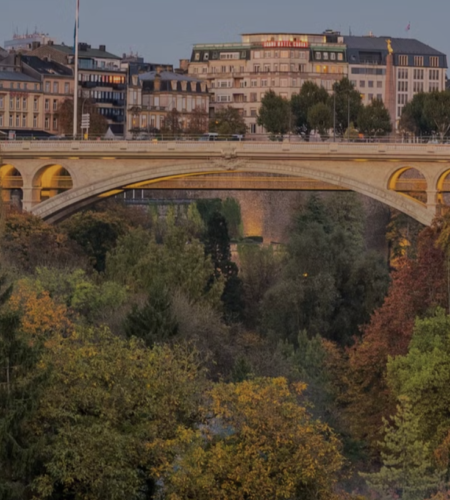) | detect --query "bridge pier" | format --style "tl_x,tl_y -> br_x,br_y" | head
426,189 -> 439,219
22,187 -> 41,212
